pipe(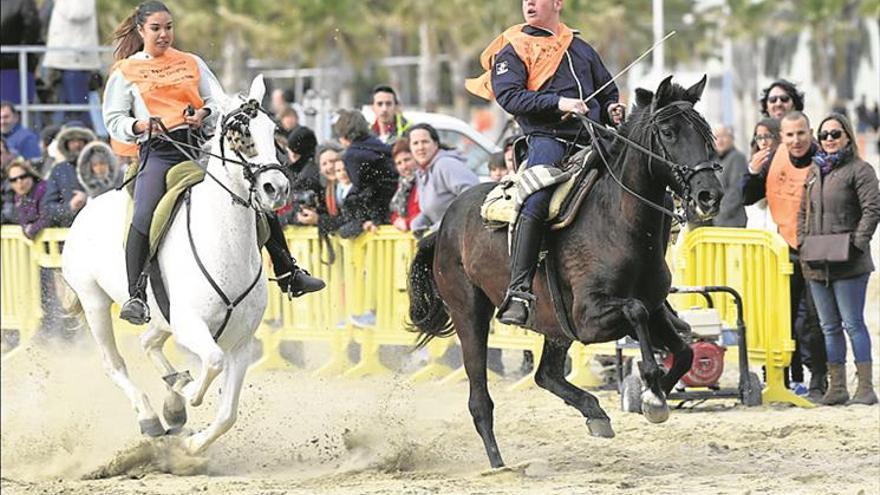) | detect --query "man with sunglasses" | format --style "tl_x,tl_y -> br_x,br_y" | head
742,110 -> 828,401
760,79 -> 805,121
